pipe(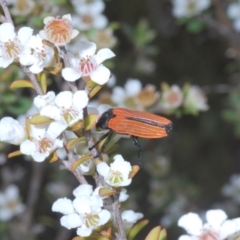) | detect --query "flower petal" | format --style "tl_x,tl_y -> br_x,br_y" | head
62,67 -> 81,81
52,197 -> 74,214
178,212 -> 202,235
206,209 -> 227,230
90,65 -> 110,85
95,48 -> 115,65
